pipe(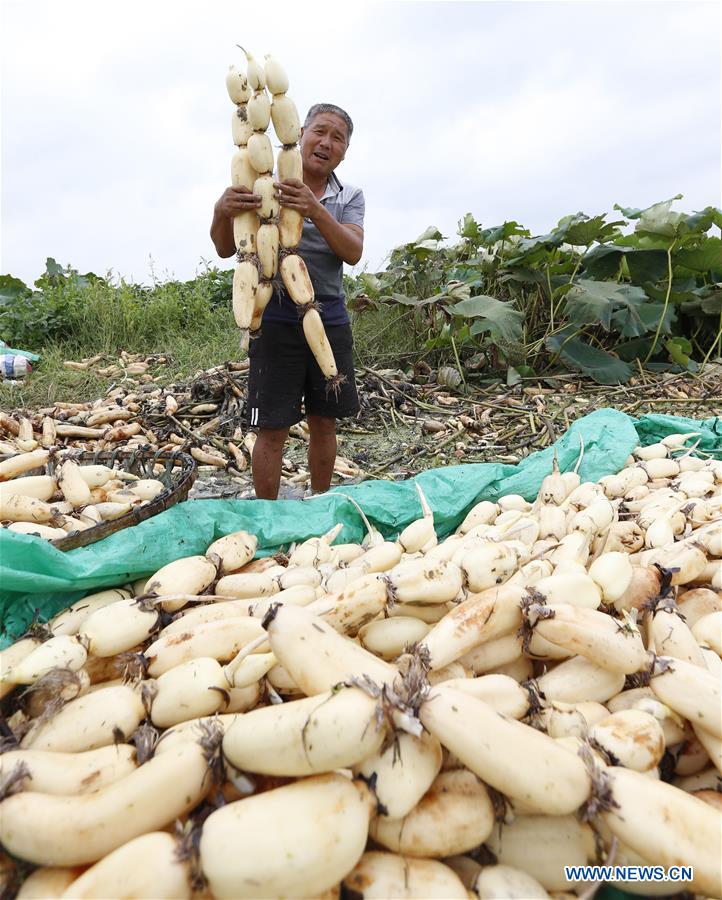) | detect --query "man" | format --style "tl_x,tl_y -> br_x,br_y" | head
211,103 -> 364,500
